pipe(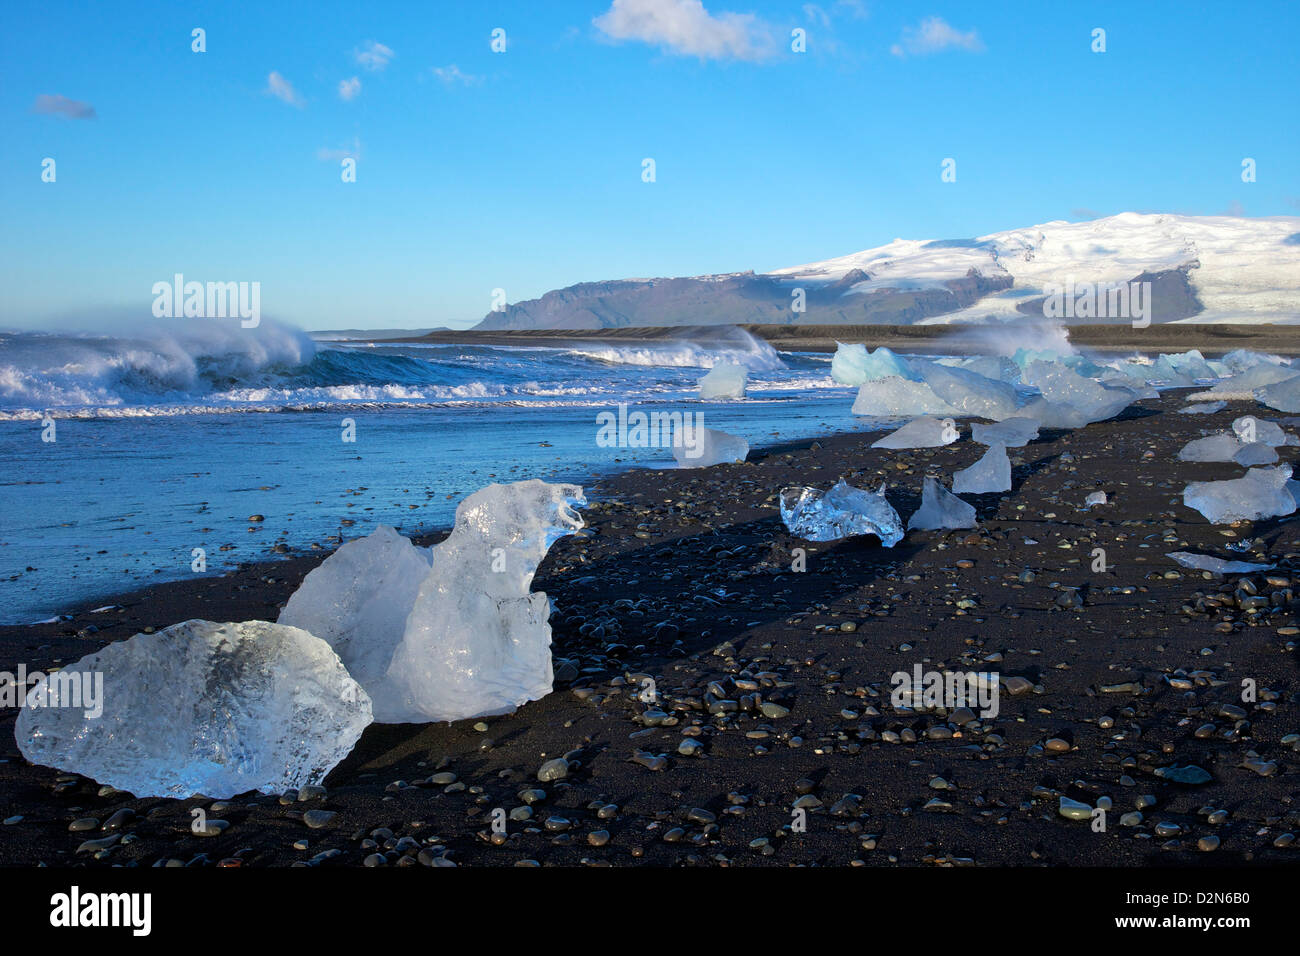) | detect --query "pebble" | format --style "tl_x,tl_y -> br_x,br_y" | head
302,810 -> 337,829
537,758 -> 569,782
